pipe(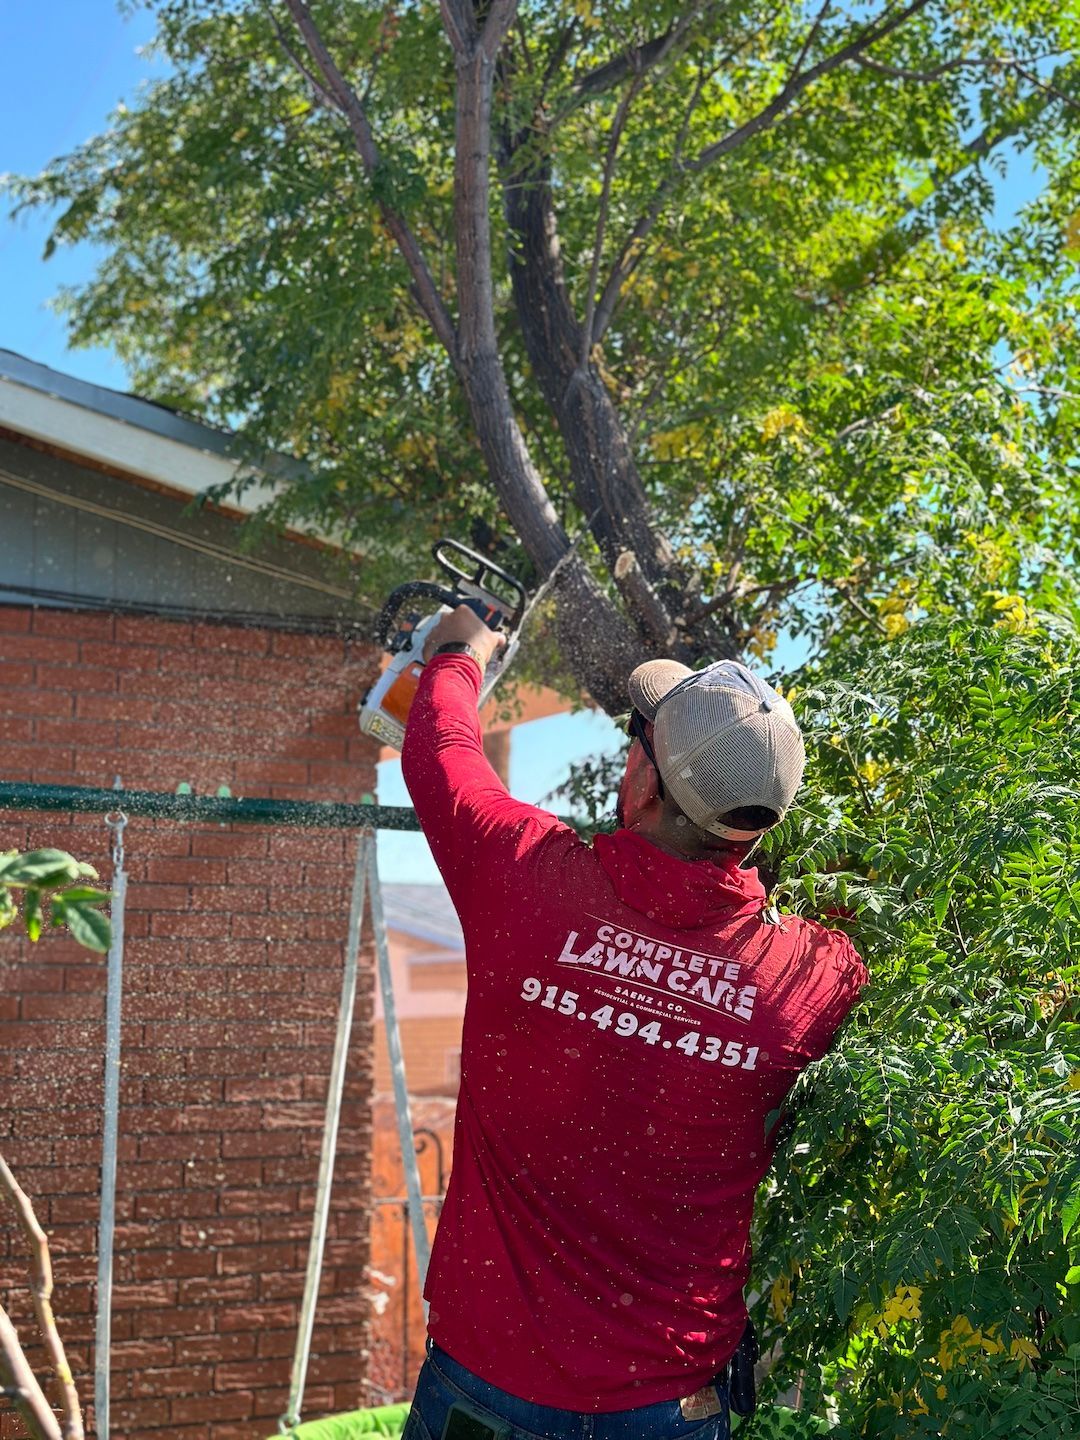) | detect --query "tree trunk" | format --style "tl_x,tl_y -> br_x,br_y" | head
499,126 -> 731,662
449,34 -> 652,711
